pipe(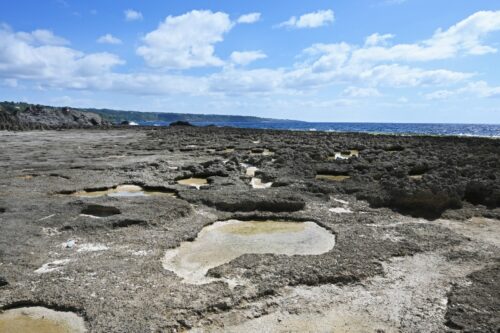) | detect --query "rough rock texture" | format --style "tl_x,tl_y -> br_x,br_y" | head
0,105 -> 110,130
0,127 -> 498,332
445,265 -> 500,333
